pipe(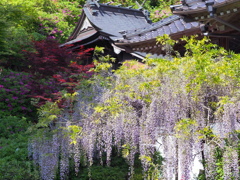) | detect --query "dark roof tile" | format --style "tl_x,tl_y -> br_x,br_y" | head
163,26 -> 171,35
84,1 -> 151,39
152,31 -> 159,38
125,15 -> 180,38
180,19 -> 192,29
173,0 -> 235,13
215,0 -> 226,2
157,29 -> 164,36
191,22 -> 200,27
116,15 -> 202,44
169,22 -> 178,33
174,20 -> 185,31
